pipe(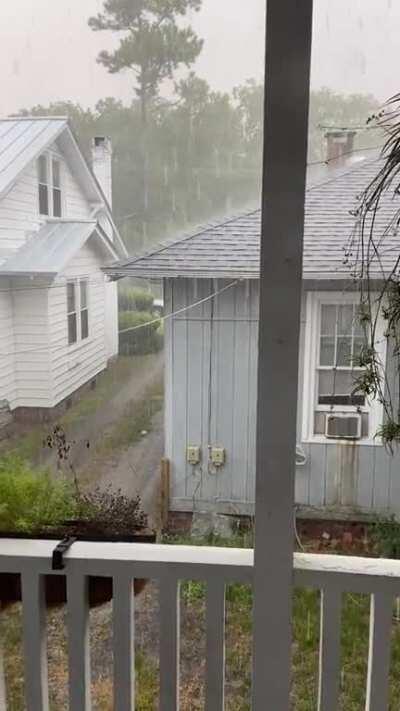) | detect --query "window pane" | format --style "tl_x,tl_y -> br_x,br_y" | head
38,155 -> 47,183
337,305 -> 353,336
354,310 -> 365,337
80,280 -> 88,309
320,336 -> 335,365
68,313 -> 77,344
67,282 -> 75,313
81,309 -> 89,340
53,188 -> 62,217
39,184 -> 49,215
321,305 -> 336,336
52,159 -> 61,187
353,336 -> 366,363
336,337 -> 352,366
318,370 -> 334,394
